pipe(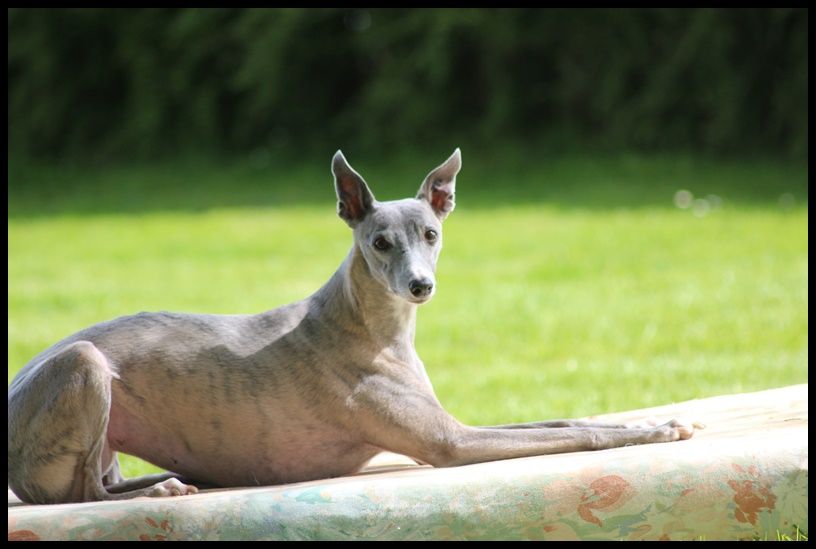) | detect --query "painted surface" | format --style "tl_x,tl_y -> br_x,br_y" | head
8,384 -> 808,541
